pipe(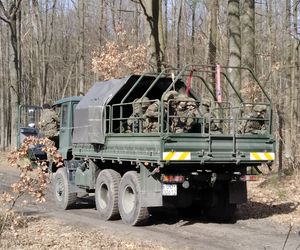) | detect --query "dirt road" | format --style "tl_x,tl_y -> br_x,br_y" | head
0,162 -> 299,250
